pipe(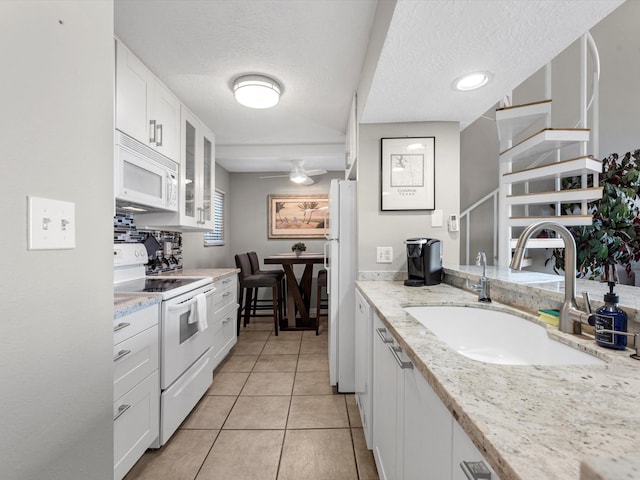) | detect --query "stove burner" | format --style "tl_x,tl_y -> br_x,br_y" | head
142,277 -> 200,292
